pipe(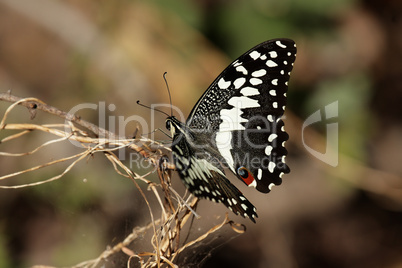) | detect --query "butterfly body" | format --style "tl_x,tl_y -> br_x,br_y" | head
166,39 -> 296,222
